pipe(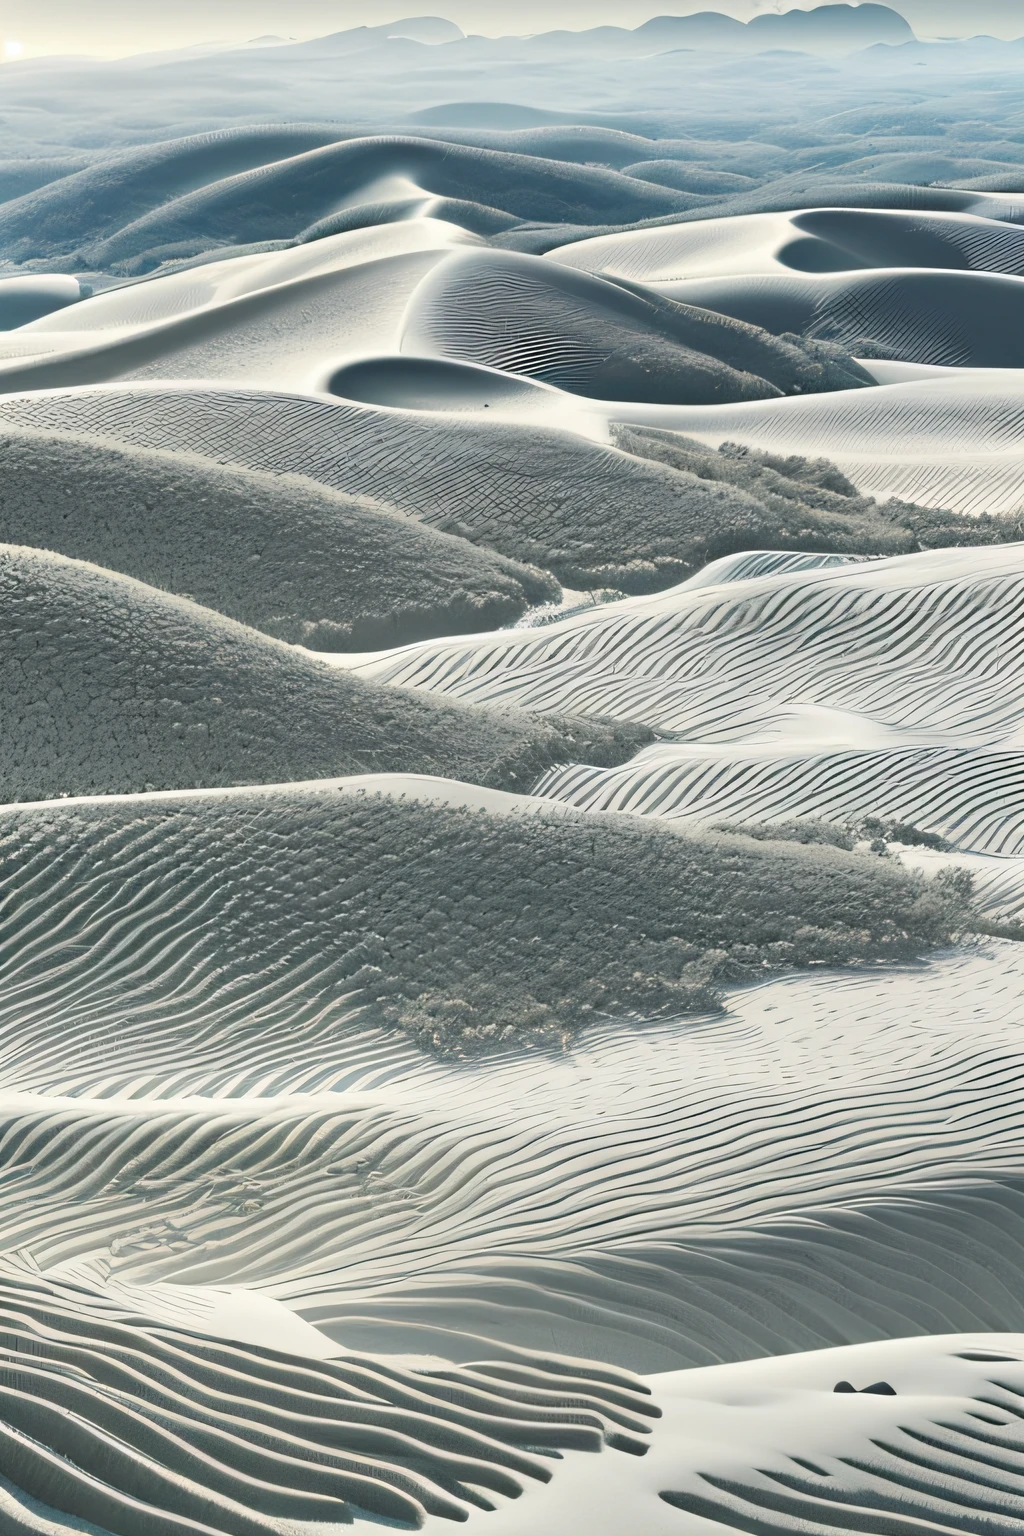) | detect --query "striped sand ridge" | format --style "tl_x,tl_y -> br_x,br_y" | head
337,542 -> 1024,748
0,1262 -> 655,1534
327,545 -> 1024,875
4,50 -> 1024,1535
548,208 -> 1024,283
0,371 -> 1021,529
598,373 -> 1024,516
0,1249 -> 1021,1534
1,939 -> 1024,1369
